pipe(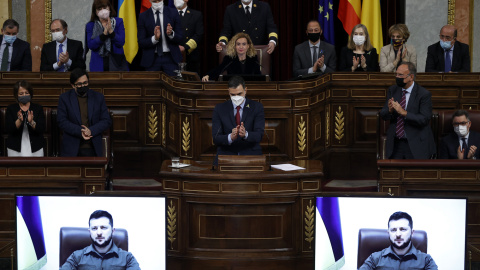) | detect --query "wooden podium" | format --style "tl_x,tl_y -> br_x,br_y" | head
159,159 -> 323,270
